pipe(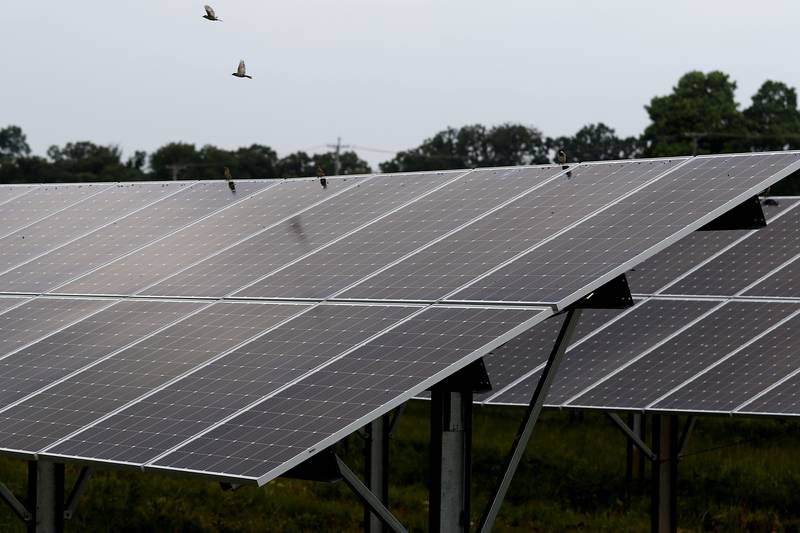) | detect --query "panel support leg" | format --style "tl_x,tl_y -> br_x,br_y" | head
27,461 -> 64,533
365,414 -> 391,533
336,455 -> 407,533
429,389 -> 472,533
477,308 -> 582,533
651,415 -> 678,533
626,414 -> 643,483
